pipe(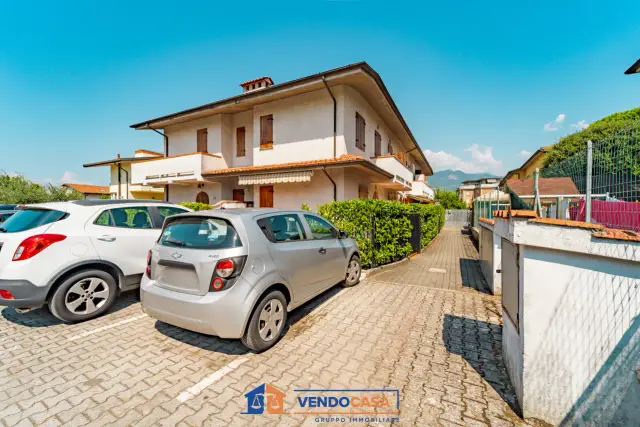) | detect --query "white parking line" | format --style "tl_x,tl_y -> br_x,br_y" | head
176,357 -> 249,403
67,314 -> 148,341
